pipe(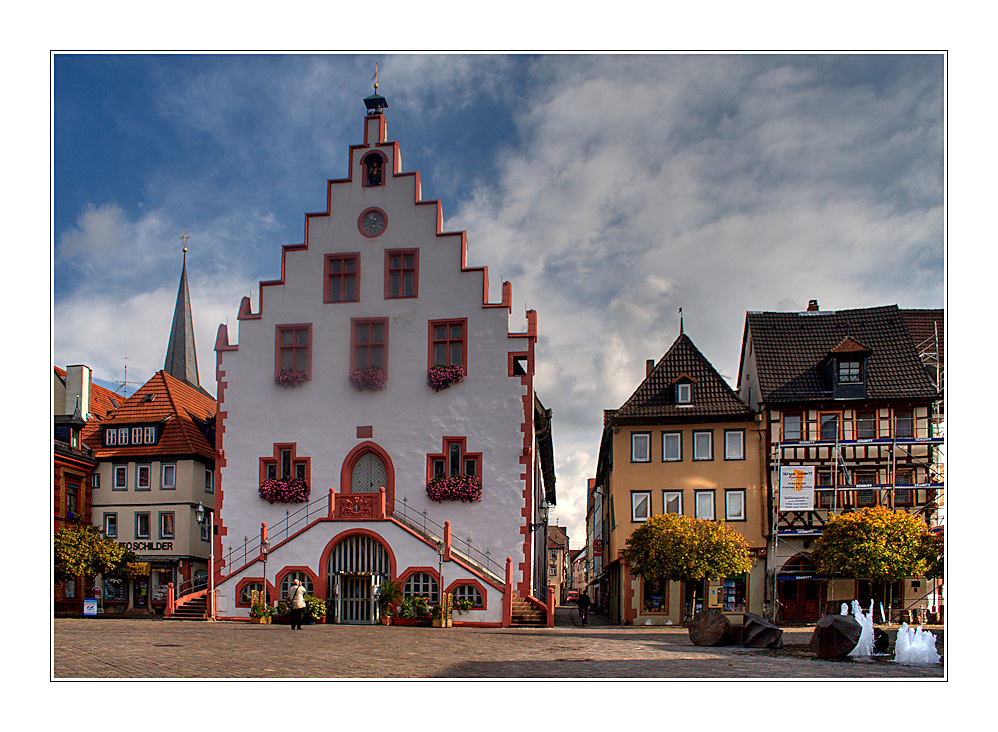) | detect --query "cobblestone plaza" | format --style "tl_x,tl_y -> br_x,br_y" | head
53,609 -> 944,679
